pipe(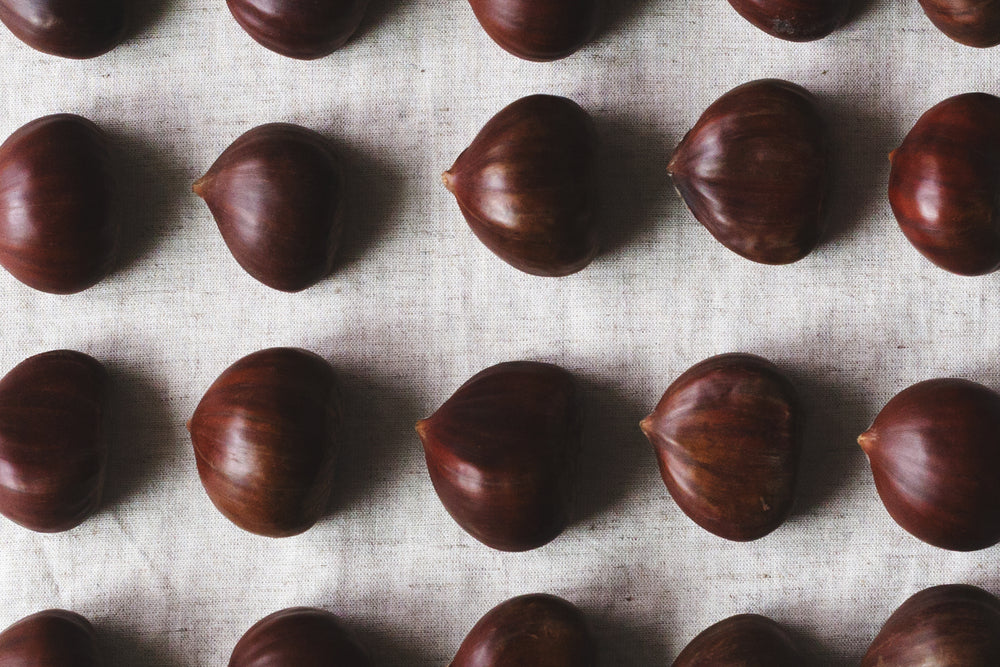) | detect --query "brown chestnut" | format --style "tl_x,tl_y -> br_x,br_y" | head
917,0 -> 1000,47
669,79 -> 830,264
465,0 -> 602,61
229,607 -> 372,667
726,0 -> 851,41
227,0 -> 370,59
0,114 -> 118,294
862,584 -> 1000,666
194,123 -> 345,292
416,361 -> 582,551
0,609 -> 101,665
188,348 -> 342,538
888,92 -> 1000,275
640,353 -> 801,541
858,378 -> 1000,551
0,350 -> 109,533
443,94 -> 599,277
672,614 -> 807,666
450,594 -> 596,667
0,0 -> 125,59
